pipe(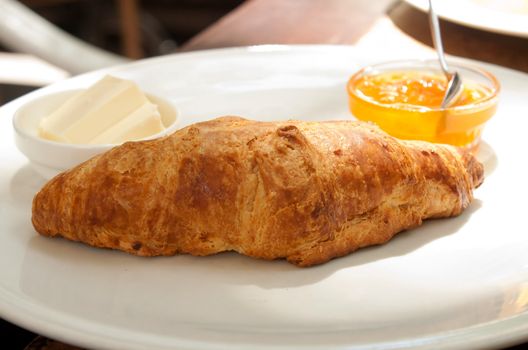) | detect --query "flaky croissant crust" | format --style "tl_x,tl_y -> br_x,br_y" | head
32,117 -> 483,266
